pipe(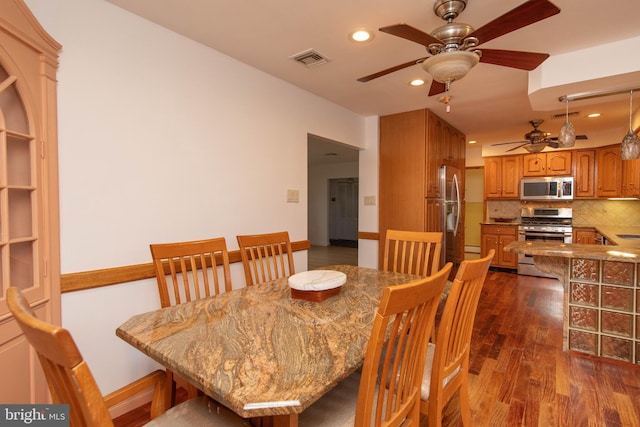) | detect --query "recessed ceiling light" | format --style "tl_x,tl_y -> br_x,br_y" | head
350,29 -> 373,42
410,79 -> 425,86
588,113 -> 601,118
468,140 -> 477,144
